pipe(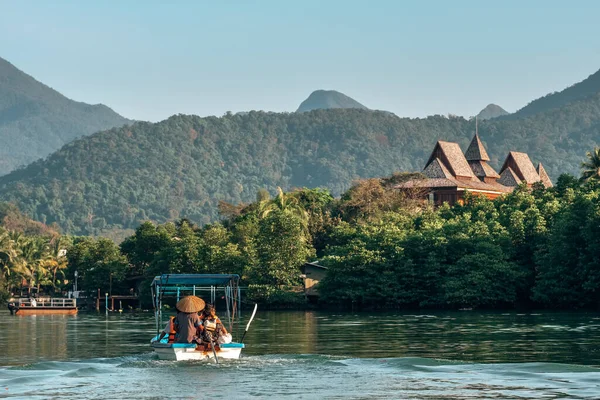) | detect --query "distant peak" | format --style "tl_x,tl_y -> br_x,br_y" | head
296,90 -> 368,113
476,104 -> 509,120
